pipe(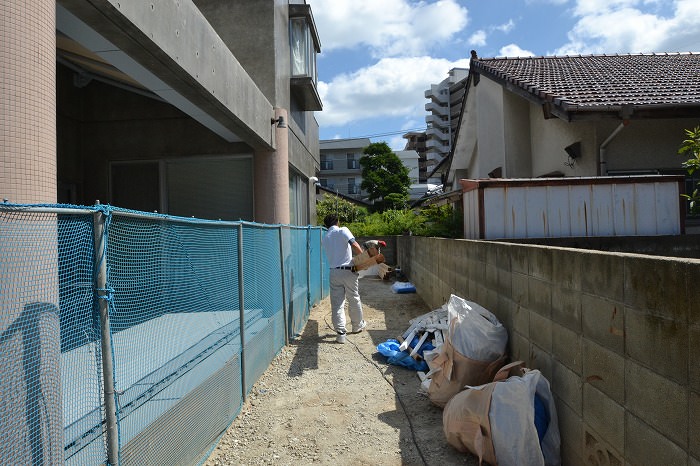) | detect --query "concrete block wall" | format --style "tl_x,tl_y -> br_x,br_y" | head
397,236 -> 700,466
